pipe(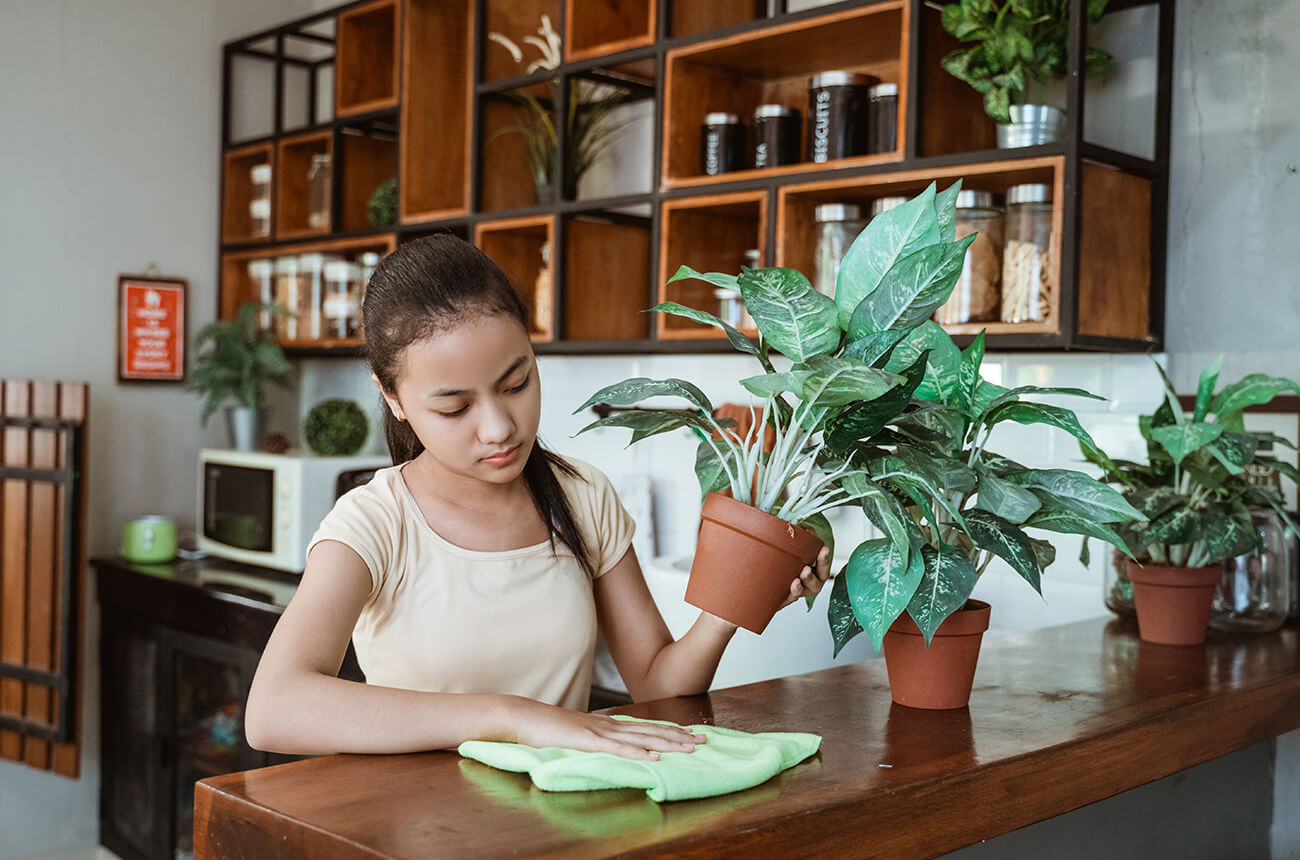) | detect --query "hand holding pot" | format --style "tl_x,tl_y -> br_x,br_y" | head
776,545 -> 833,611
